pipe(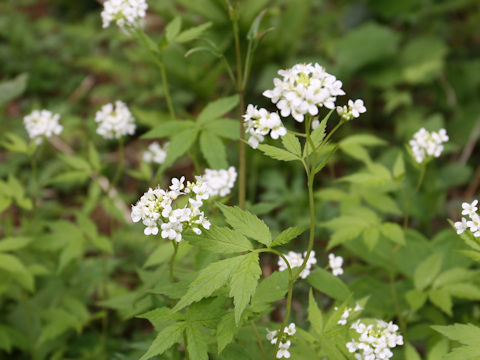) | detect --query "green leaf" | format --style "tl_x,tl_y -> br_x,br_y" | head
59,154 -> 92,172
197,95 -> 239,124
142,120 -> 195,139
161,128 -> 199,169
0,237 -> 32,252
308,289 -> 323,336
217,203 -> 272,246
166,17 -> 182,42
184,226 -> 253,254
0,253 -> 34,291
363,226 -> 380,250
405,342 -> 422,360
271,226 -> 307,247
58,236 -> 84,273
229,252 -> 261,324
139,322 -> 187,360
303,115 -> 330,157
186,325 -> 208,360
250,271 -> 289,312
0,73 -> 28,106
217,312 -> 236,353
307,268 -> 351,301
405,289 -> 427,311
137,307 -> 184,330
204,119 -> 240,140
257,144 -> 299,162
393,152 -> 405,180
88,142 -> 101,171
174,256 -> 243,311
49,171 -> 90,185
1,133 -> 29,154
414,253 -> 443,291
443,283 -> 480,300
432,323 -> 480,346
380,222 -> 405,245
144,242 -> 192,268
199,131 -> 227,169
428,288 -> 452,316
281,133 -> 301,156
176,22 -> 213,43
